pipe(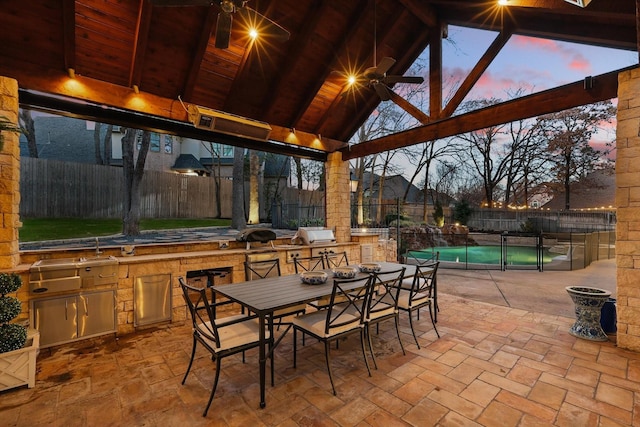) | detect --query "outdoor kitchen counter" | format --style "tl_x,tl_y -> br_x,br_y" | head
18,237 -> 394,339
